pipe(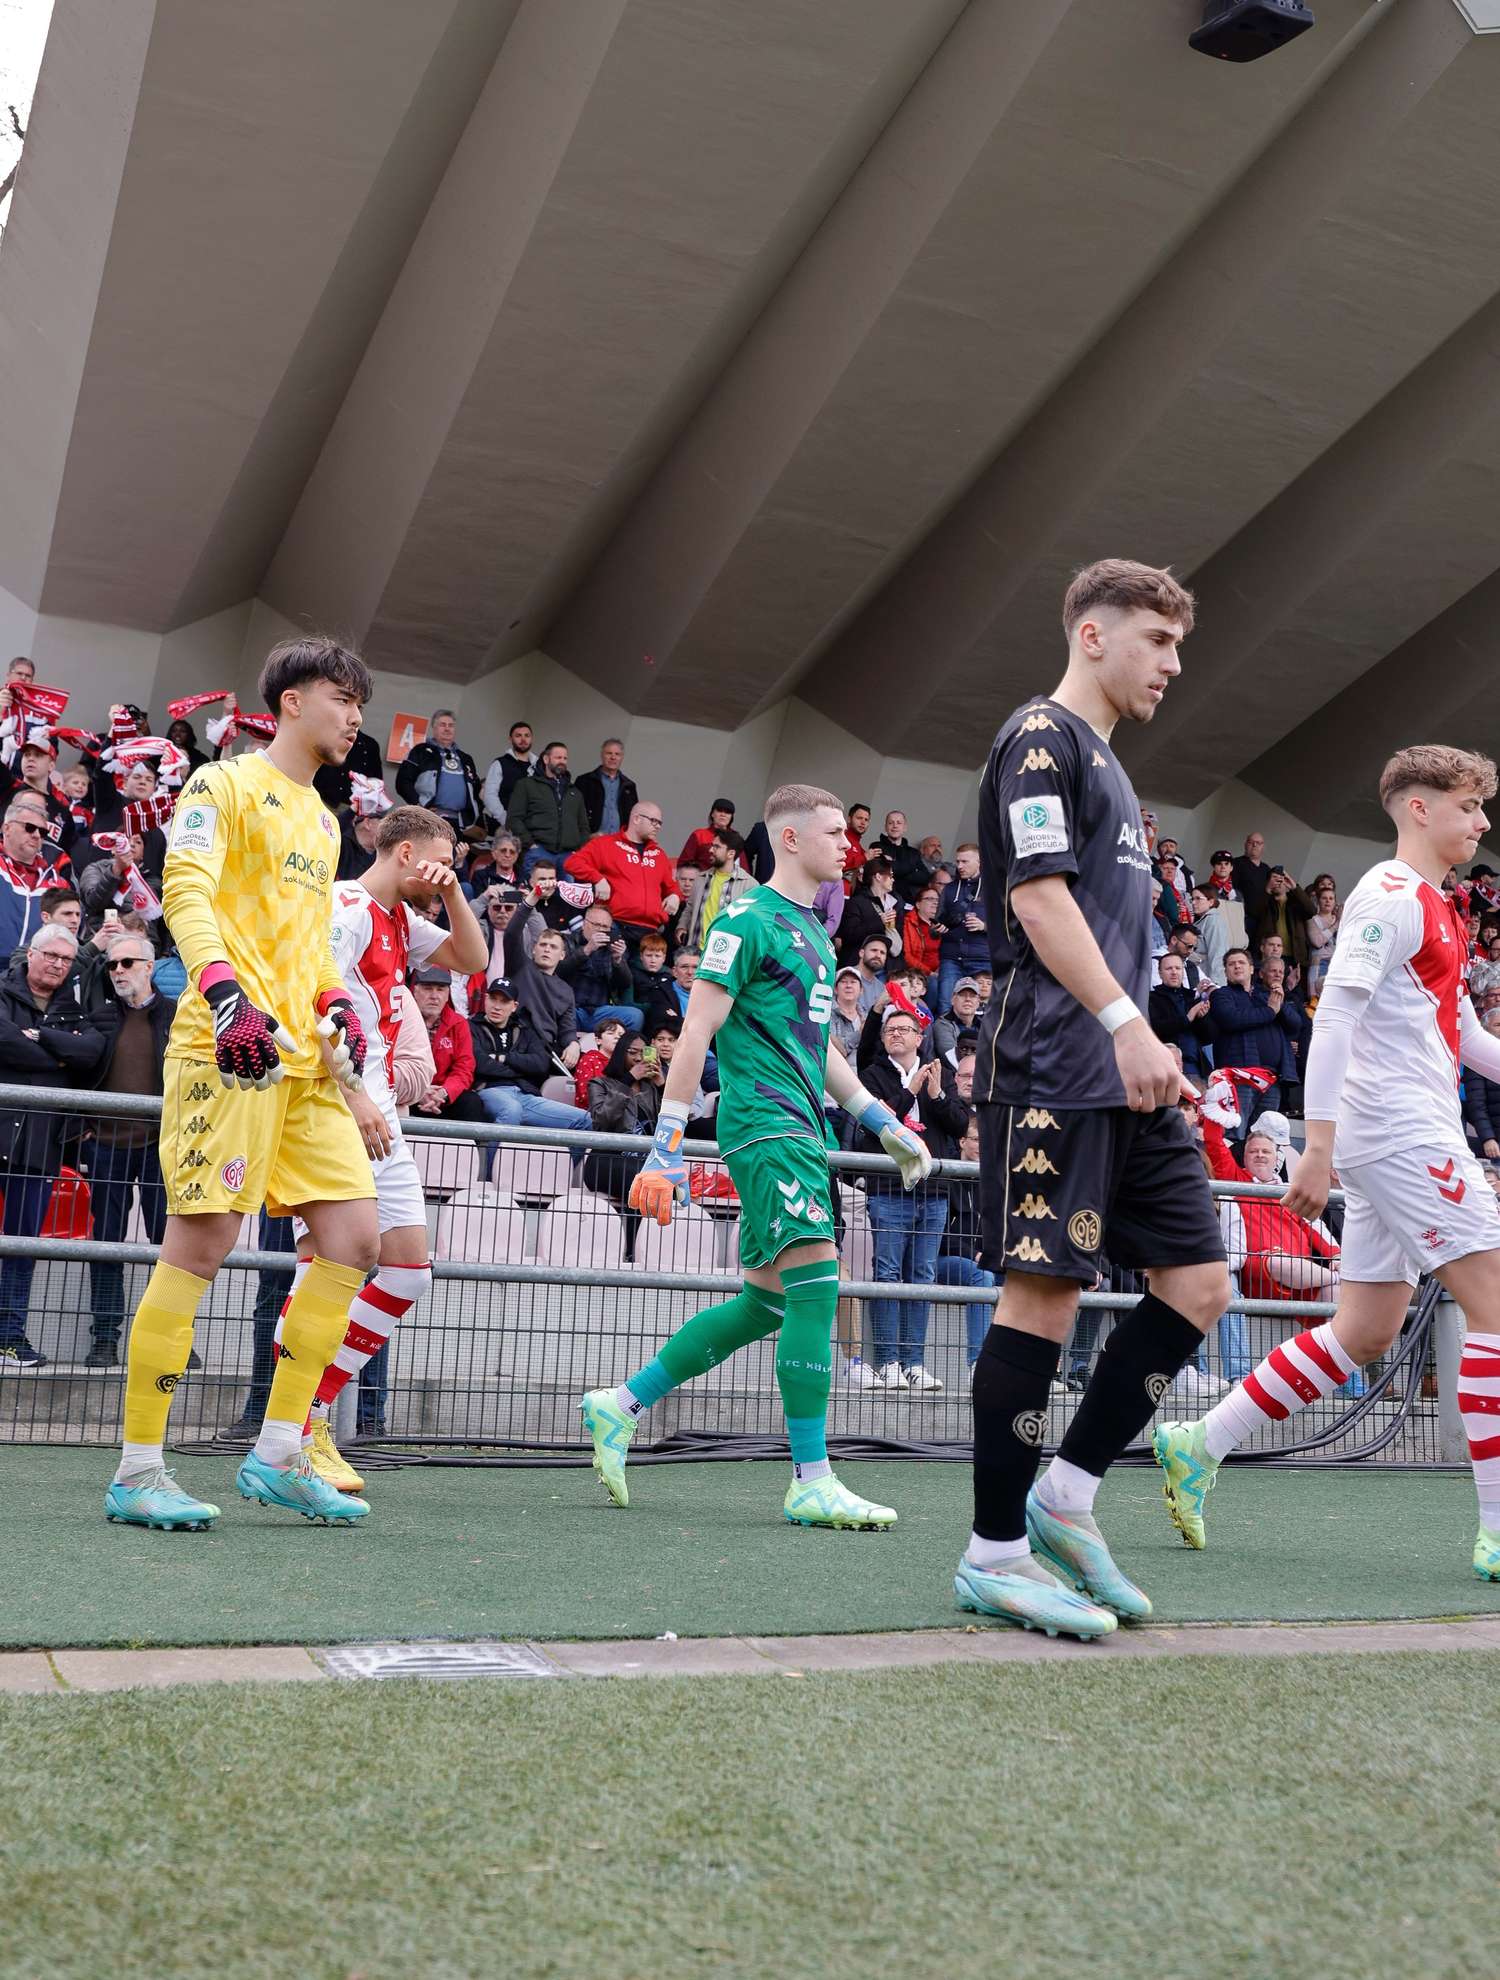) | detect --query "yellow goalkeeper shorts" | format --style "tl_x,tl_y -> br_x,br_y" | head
160,1060 -> 375,1218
